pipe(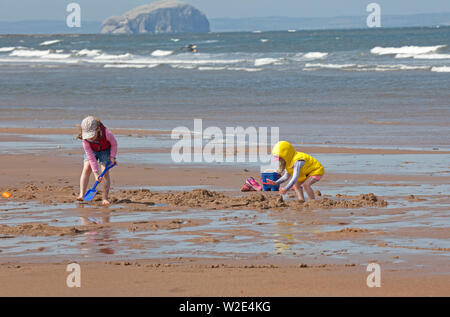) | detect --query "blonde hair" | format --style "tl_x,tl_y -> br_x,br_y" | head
277,158 -> 286,174
76,116 -> 102,140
